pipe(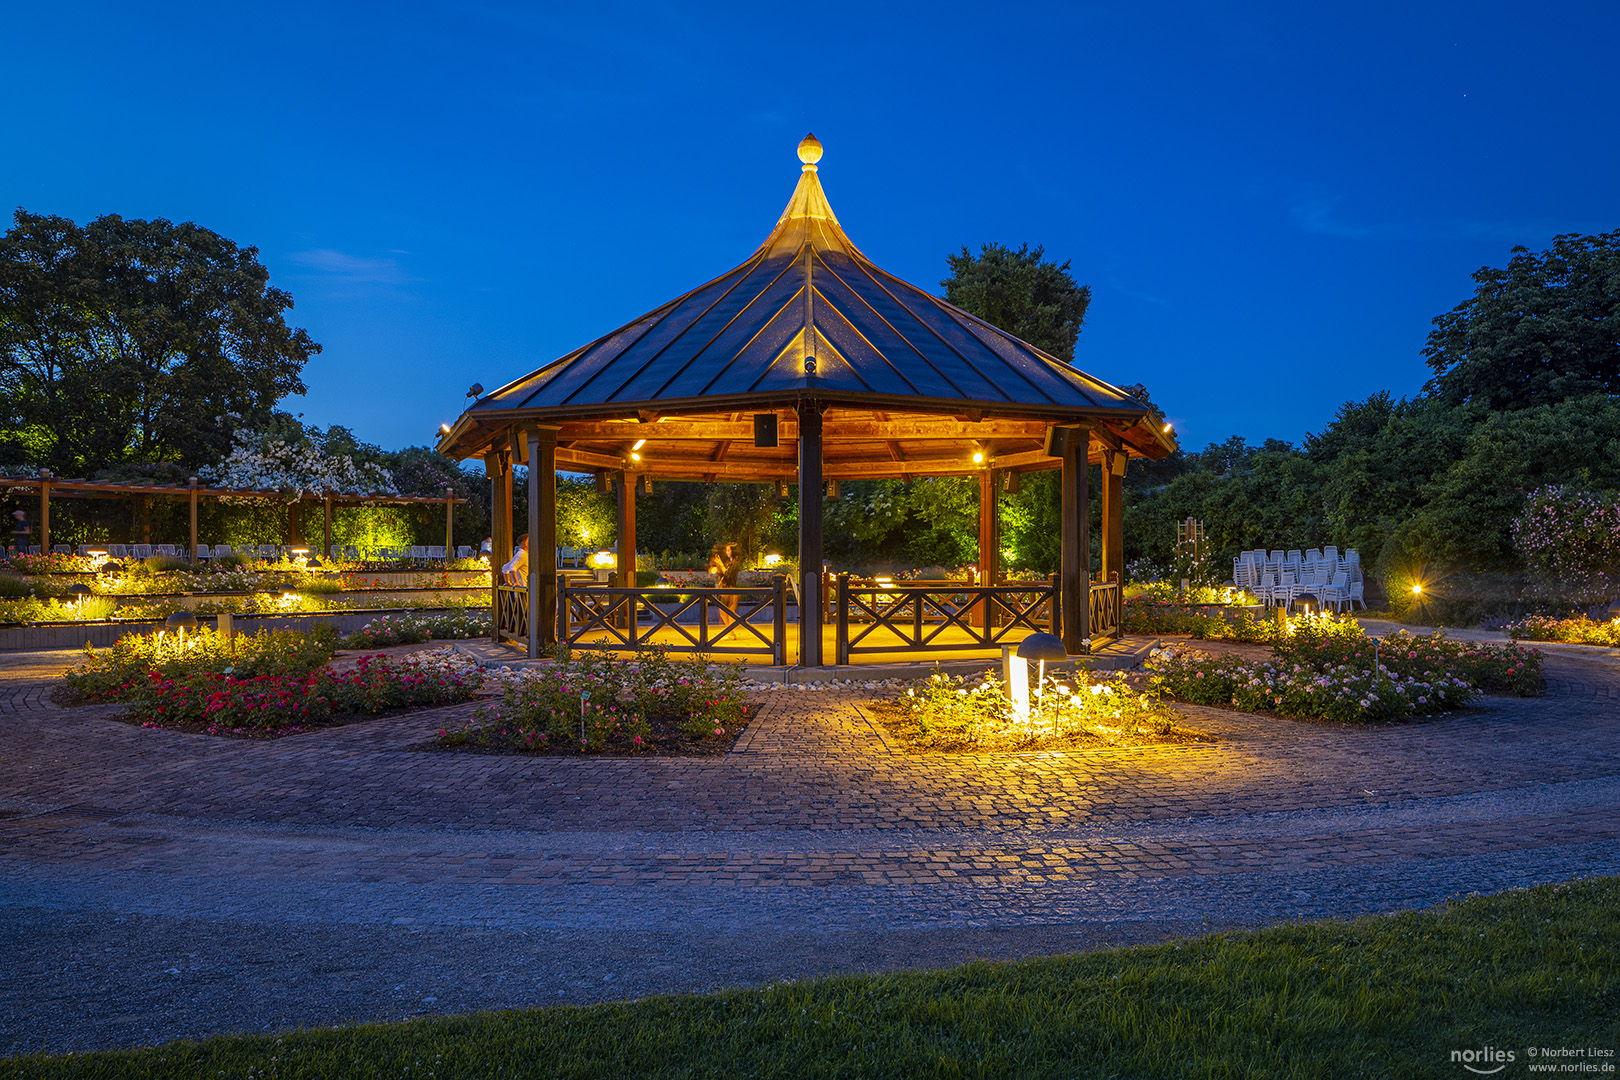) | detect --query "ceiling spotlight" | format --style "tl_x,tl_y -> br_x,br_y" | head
632,439 -> 646,450
466,383 -> 484,399
972,451 -> 985,464
1163,422 -> 1173,433
630,451 -> 641,462
438,423 -> 451,436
